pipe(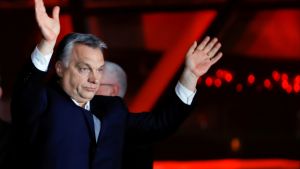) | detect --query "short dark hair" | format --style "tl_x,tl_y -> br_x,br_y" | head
55,33 -> 107,66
